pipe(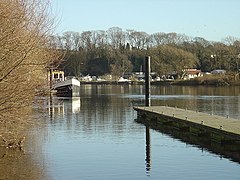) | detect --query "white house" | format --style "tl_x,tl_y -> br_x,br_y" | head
183,69 -> 203,80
